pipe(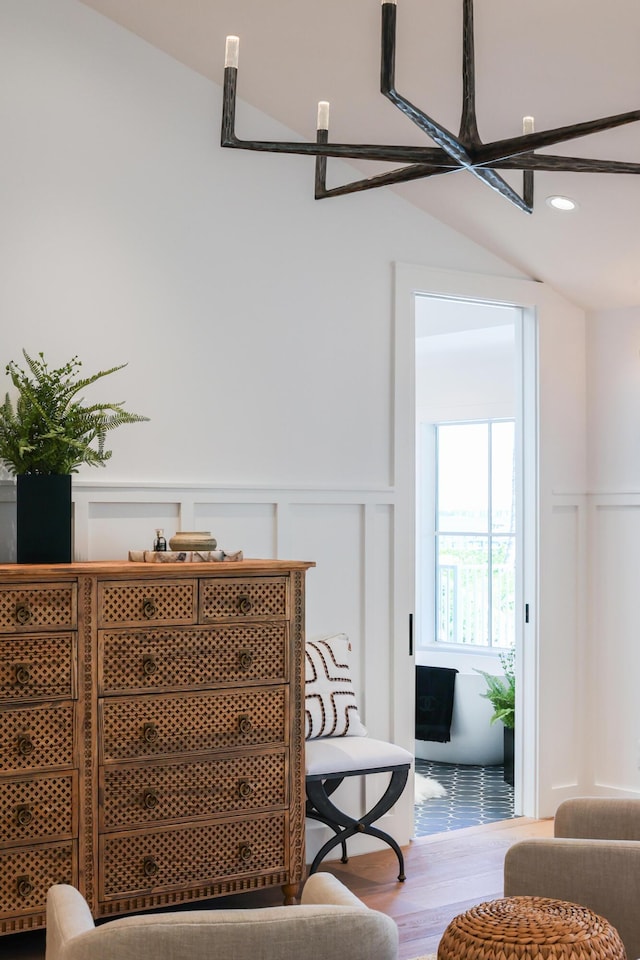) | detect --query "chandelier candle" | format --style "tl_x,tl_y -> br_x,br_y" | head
317,101 -> 330,132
